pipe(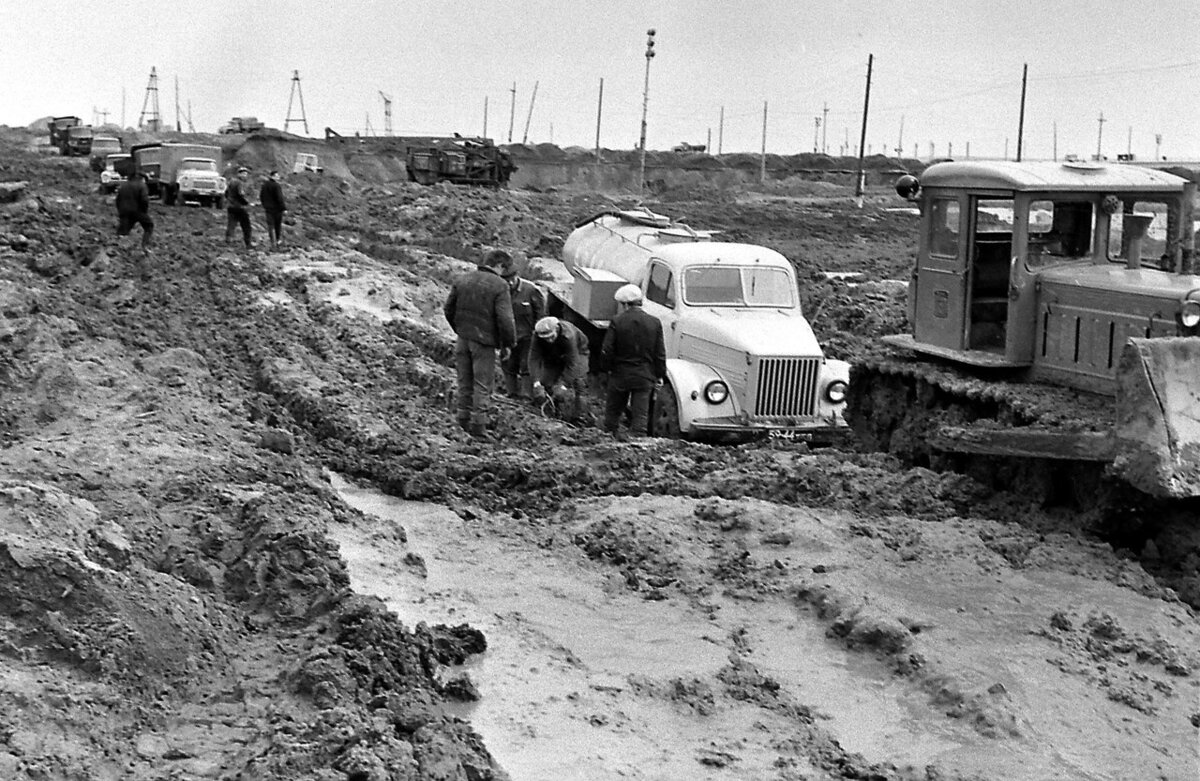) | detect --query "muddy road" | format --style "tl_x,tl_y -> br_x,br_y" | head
0,128 -> 1196,780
